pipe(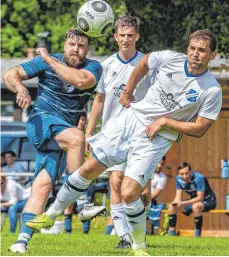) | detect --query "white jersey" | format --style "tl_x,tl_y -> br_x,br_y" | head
96,51 -> 151,127
131,50 -> 222,141
151,172 -> 167,194
0,179 -> 29,205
